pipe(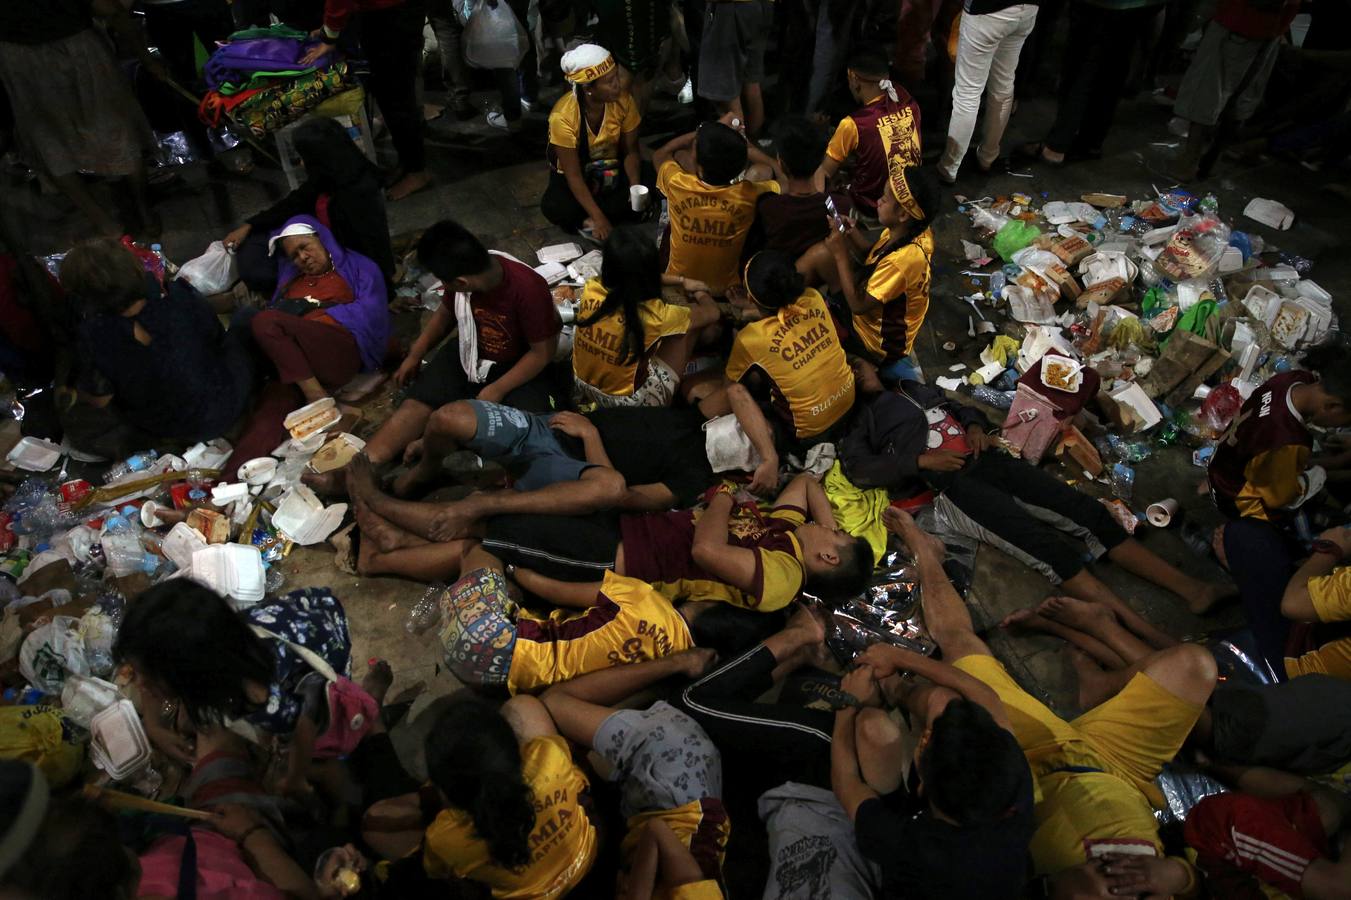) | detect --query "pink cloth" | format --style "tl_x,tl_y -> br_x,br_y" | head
138,829 -> 287,900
